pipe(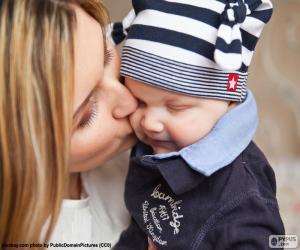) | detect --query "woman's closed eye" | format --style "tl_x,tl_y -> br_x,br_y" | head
75,91 -> 99,130
74,47 -> 114,131
77,102 -> 97,129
